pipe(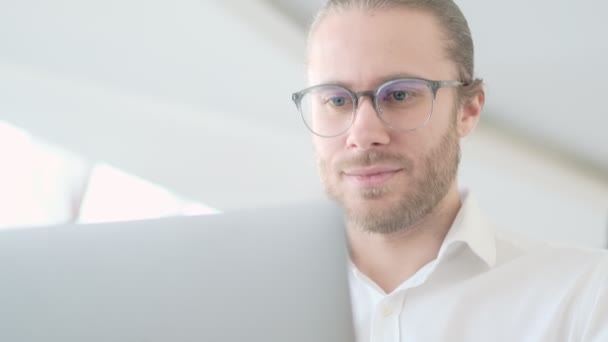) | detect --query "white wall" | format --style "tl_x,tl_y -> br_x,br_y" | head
0,0 -> 605,247
461,126 -> 608,247
0,0 -> 322,211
